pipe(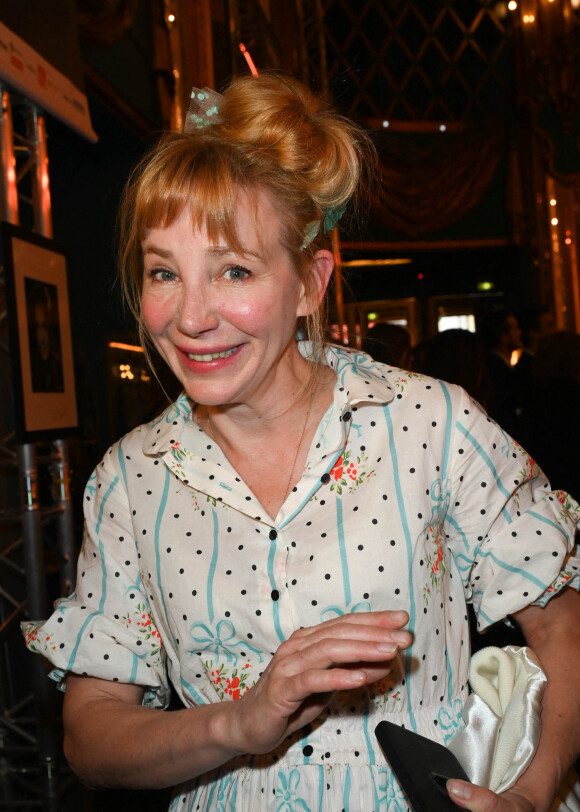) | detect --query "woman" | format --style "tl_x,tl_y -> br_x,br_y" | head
24,74 -> 580,811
